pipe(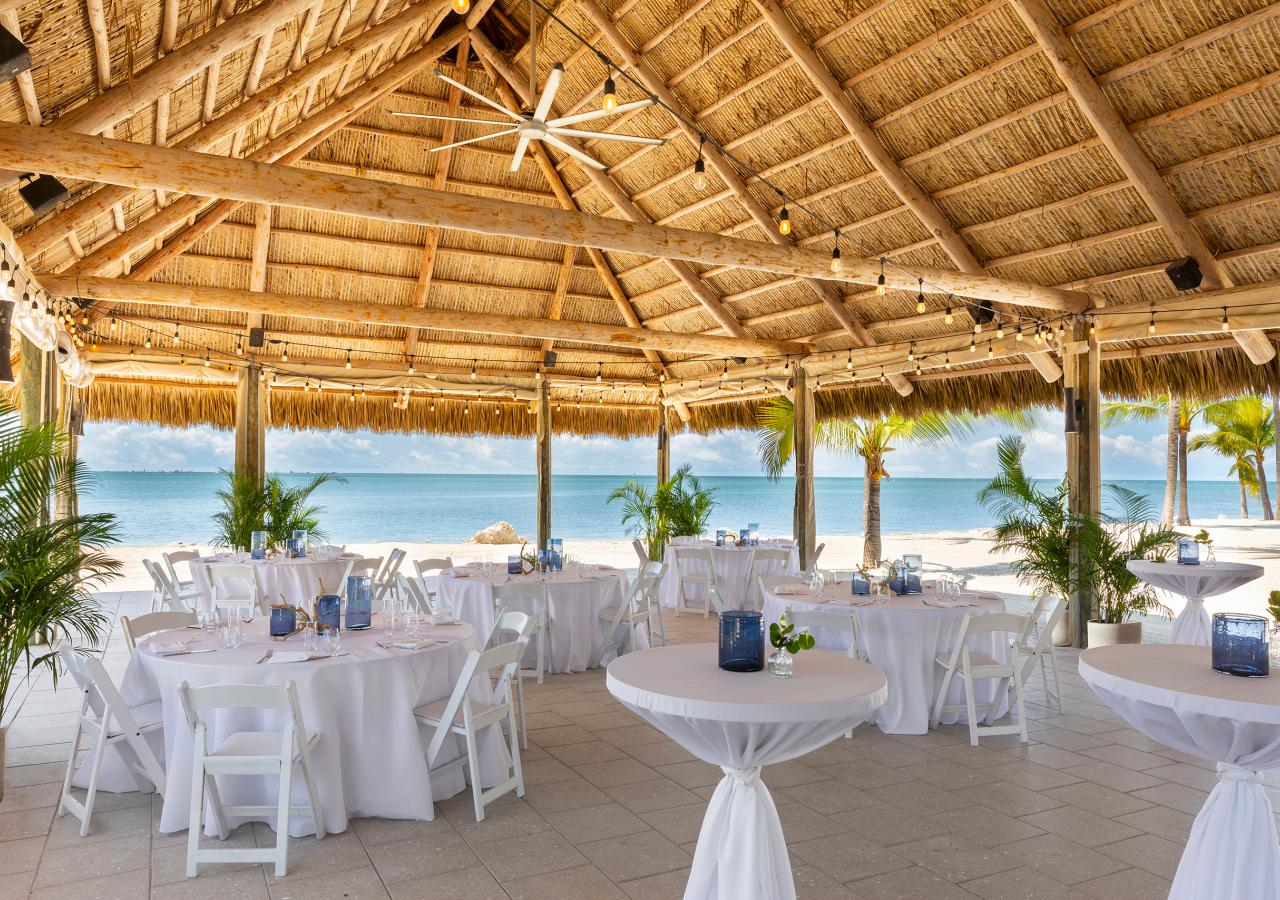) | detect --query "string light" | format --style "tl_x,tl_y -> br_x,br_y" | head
596,363 -> 602,383
988,343 -> 995,359
1015,326 -> 1023,342
203,354 -> 210,367
110,318 -> 117,332
915,279 -> 925,314
1148,310 -> 1156,335
692,135 -> 707,190
907,343 -> 915,362
944,352 -> 951,369
830,230 -> 843,274
846,349 -> 853,370
915,361 -> 922,376
778,206 -> 791,236
345,349 -> 352,369
1034,326 -> 1044,345
973,321 -> 982,334
535,369 -> 542,381
281,343 -> 289,362
349,389 -> 355,403
875,258 -> 887,296
721,359 -> 729,382
408,358 -> 416,375
879,367 -> 886,384
235,340 -> 243,356
969,336 -> 976,353
470,360 -> 477,380
144,336 -> 152,349
602,72 -> 618,112
944,306 -> 953,325
1089,317 -> 1096,336
451,0 -> 469,14
996,322 -> 1005,339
